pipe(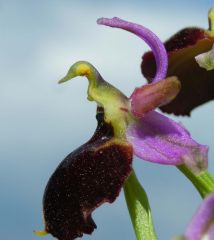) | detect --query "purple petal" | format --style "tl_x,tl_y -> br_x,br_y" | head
208,224 -> 214,239
130,76 -> 181,117
126,110 -> 208,172
185,192 -> 214,240
97,17 -> 168,83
